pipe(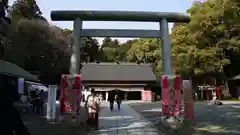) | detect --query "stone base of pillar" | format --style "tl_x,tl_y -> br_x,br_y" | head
163,116 -> 182,129
161,118 -> 195,134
